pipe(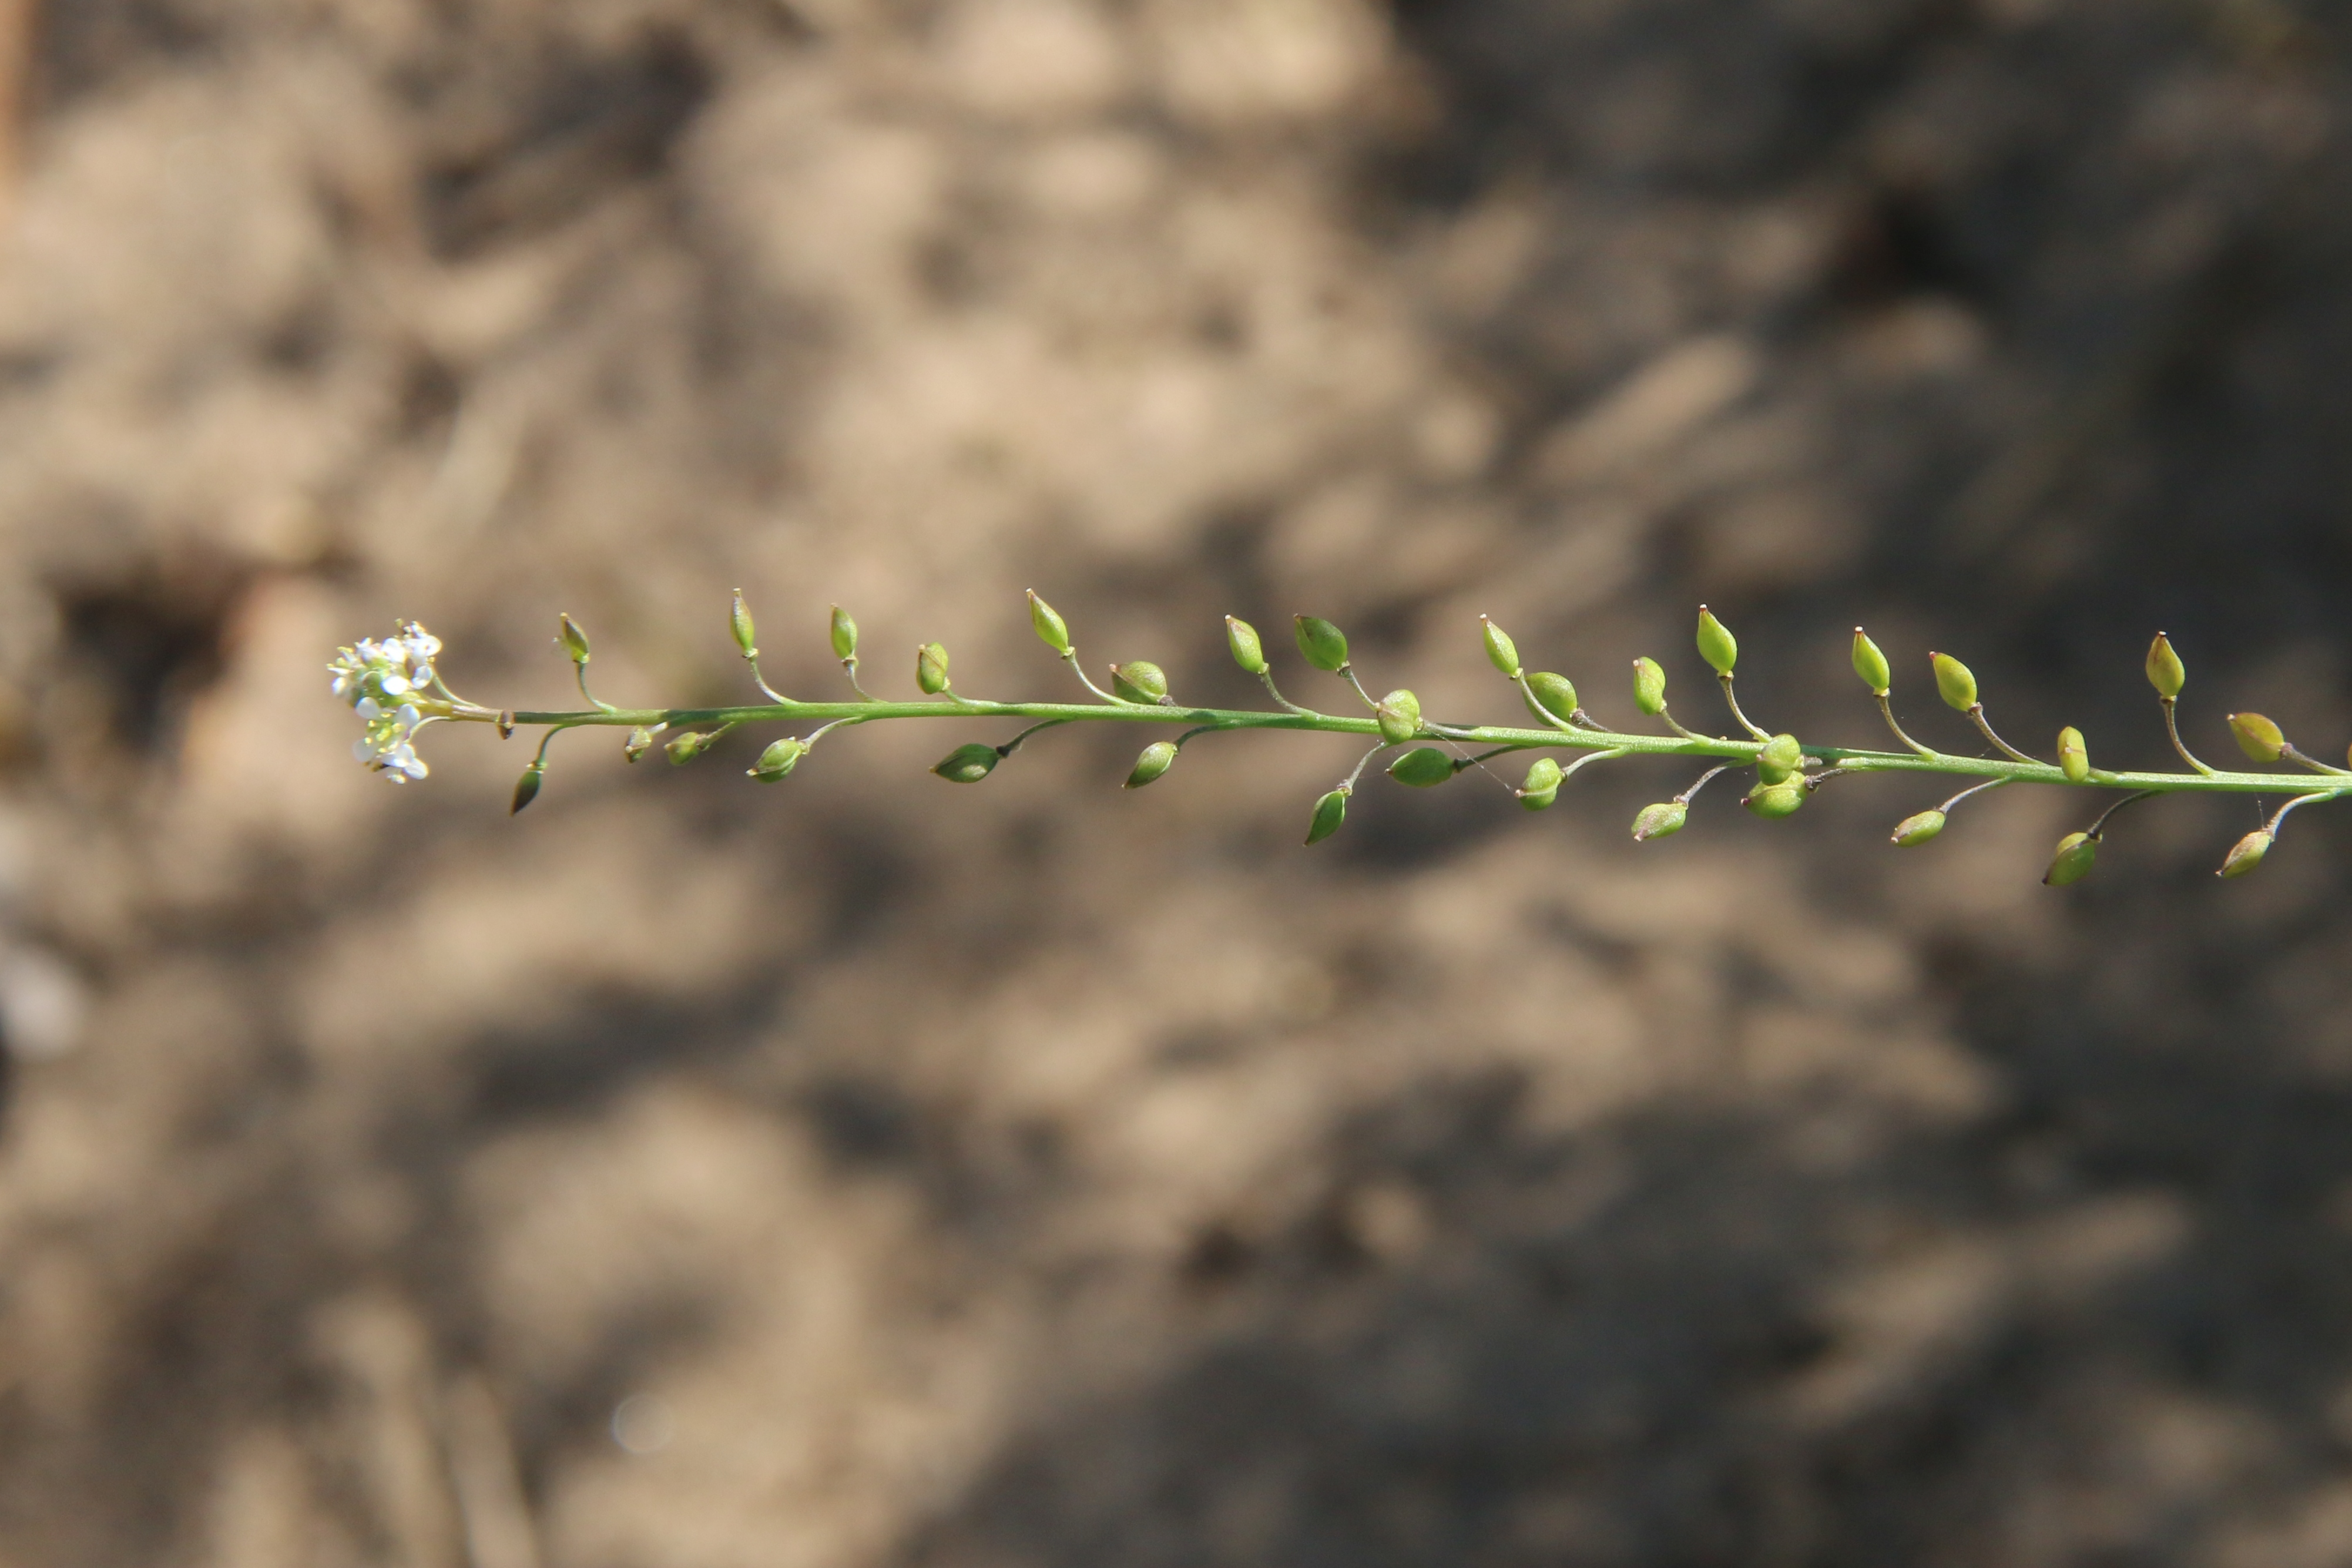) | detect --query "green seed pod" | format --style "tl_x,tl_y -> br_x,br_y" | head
2146,633 -> 2186,699
1631,801 -> 1687,841
1518,756 -> 1563,811
1125,740 -> 1177,789
1930,652 -> 1977,711
1375,689 -> 1422,744
1304,785 -> 1349,845
2227,712 -> 2285,763
830,605 -> 858,662
2218,829 -> 2272,878
2057,726 -> 2090,783
931,743 -> 999,784
1632,657 -> 1667,716
1756,733 -> 1803,785
917,642 -> 951,695
510,760 -> 543,815
1742,781 -> 1806,820
1526,671 -> 1579,723
1481,616 -> 1522,679
1695,606 -> 1737,676
624,726 -> 657,763
1890,809 -> 1946,847
1112,660 -> 1170,704
1027,590 -> 1071,654
730,590 -> 758,657
749,737 -> 807,783
666,730 -> 716,765
1389,747 -> 1456,788
1294,615 -> 1350,673
1851,628 -> 1891,696
1226,615 -> 1269,674
558,612 -> 590,665
2042,830 -> 2098,887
